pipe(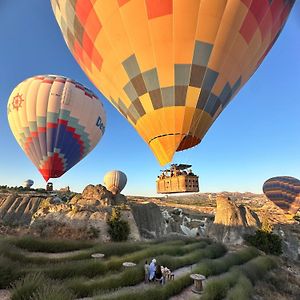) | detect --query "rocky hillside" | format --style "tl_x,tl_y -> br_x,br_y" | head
0,194 -> 43,225
0,187 -> 299,259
